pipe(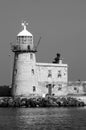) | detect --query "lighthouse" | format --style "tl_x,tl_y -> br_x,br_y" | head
11,21 -> 37,96
11,21 -> 68,97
